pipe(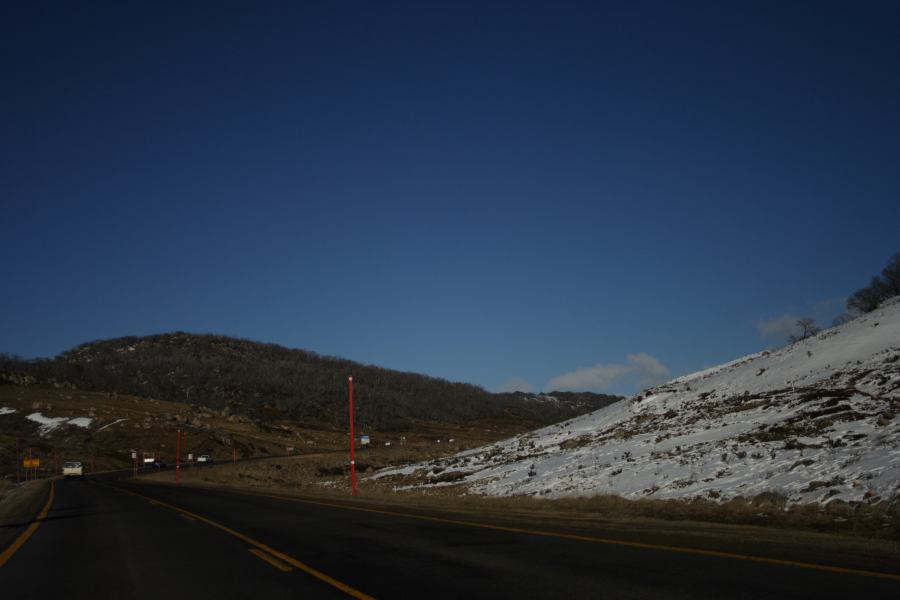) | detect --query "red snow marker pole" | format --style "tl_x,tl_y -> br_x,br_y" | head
176,429 -> 181,484
349,376 -> 356,497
